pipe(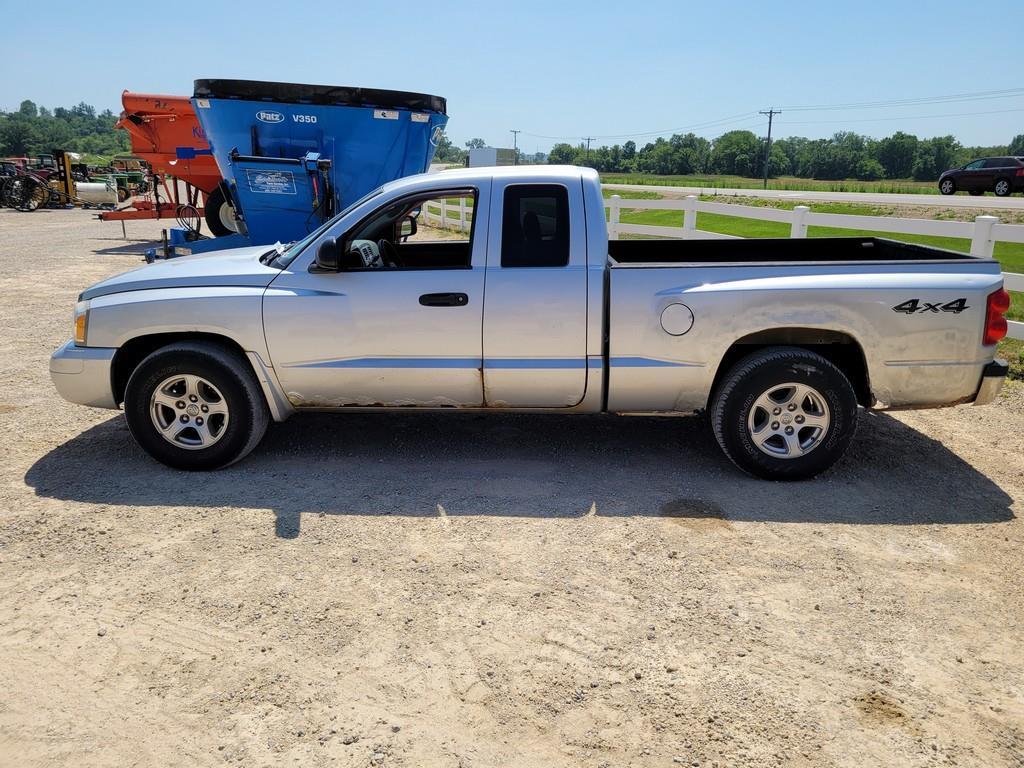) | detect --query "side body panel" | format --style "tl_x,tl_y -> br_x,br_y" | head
480,174 -> 590,407
607,261 -> 1004,412
262,181 -> 492,407
258,166 -> 607,414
